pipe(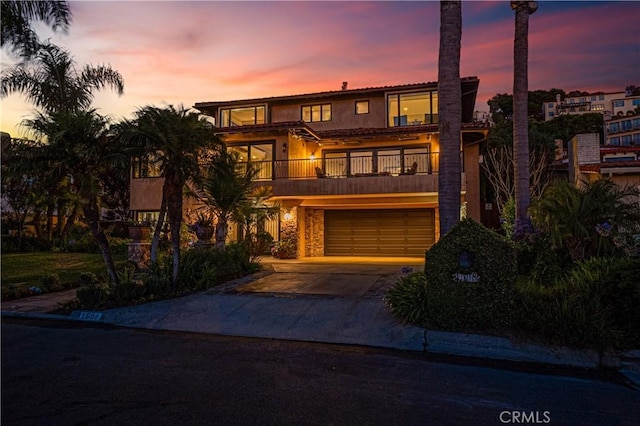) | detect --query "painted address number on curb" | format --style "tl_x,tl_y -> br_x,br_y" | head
78,311 -> 103,321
